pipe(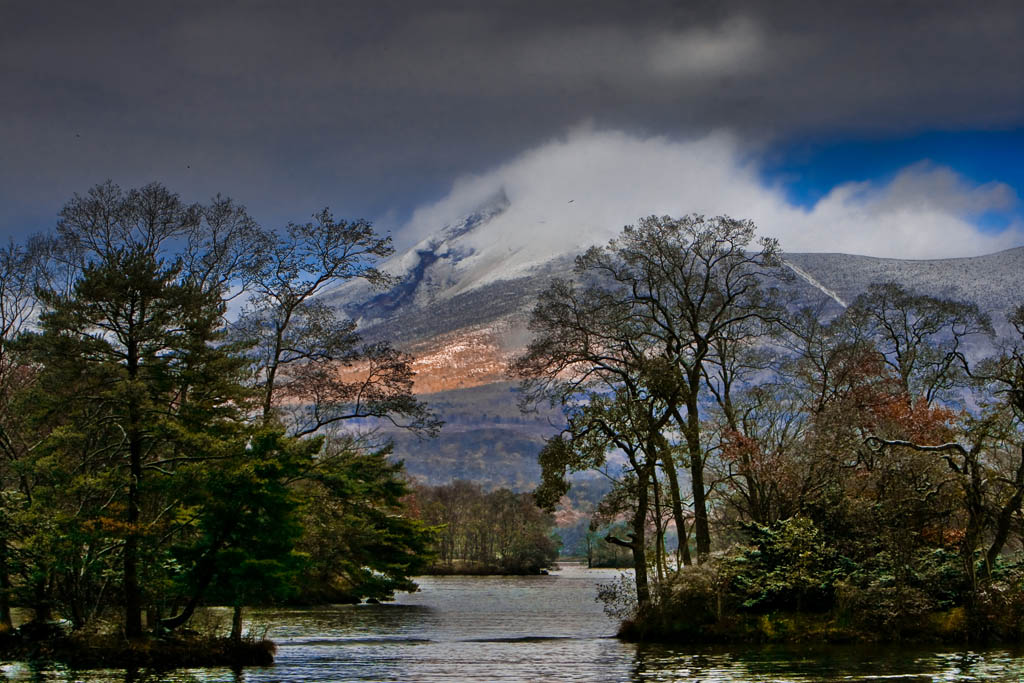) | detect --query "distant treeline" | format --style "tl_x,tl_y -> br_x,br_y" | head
410,481 -> 559,574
